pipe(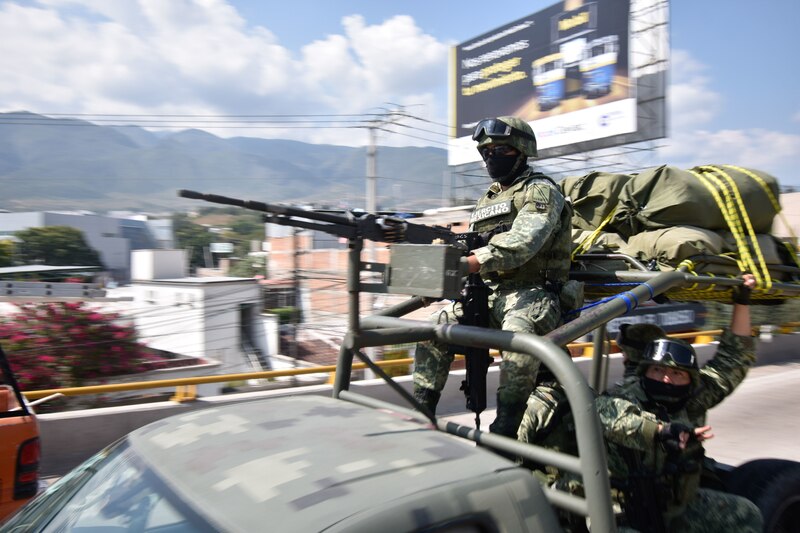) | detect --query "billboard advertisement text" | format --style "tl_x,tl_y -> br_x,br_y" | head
450,0 -> 652,165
